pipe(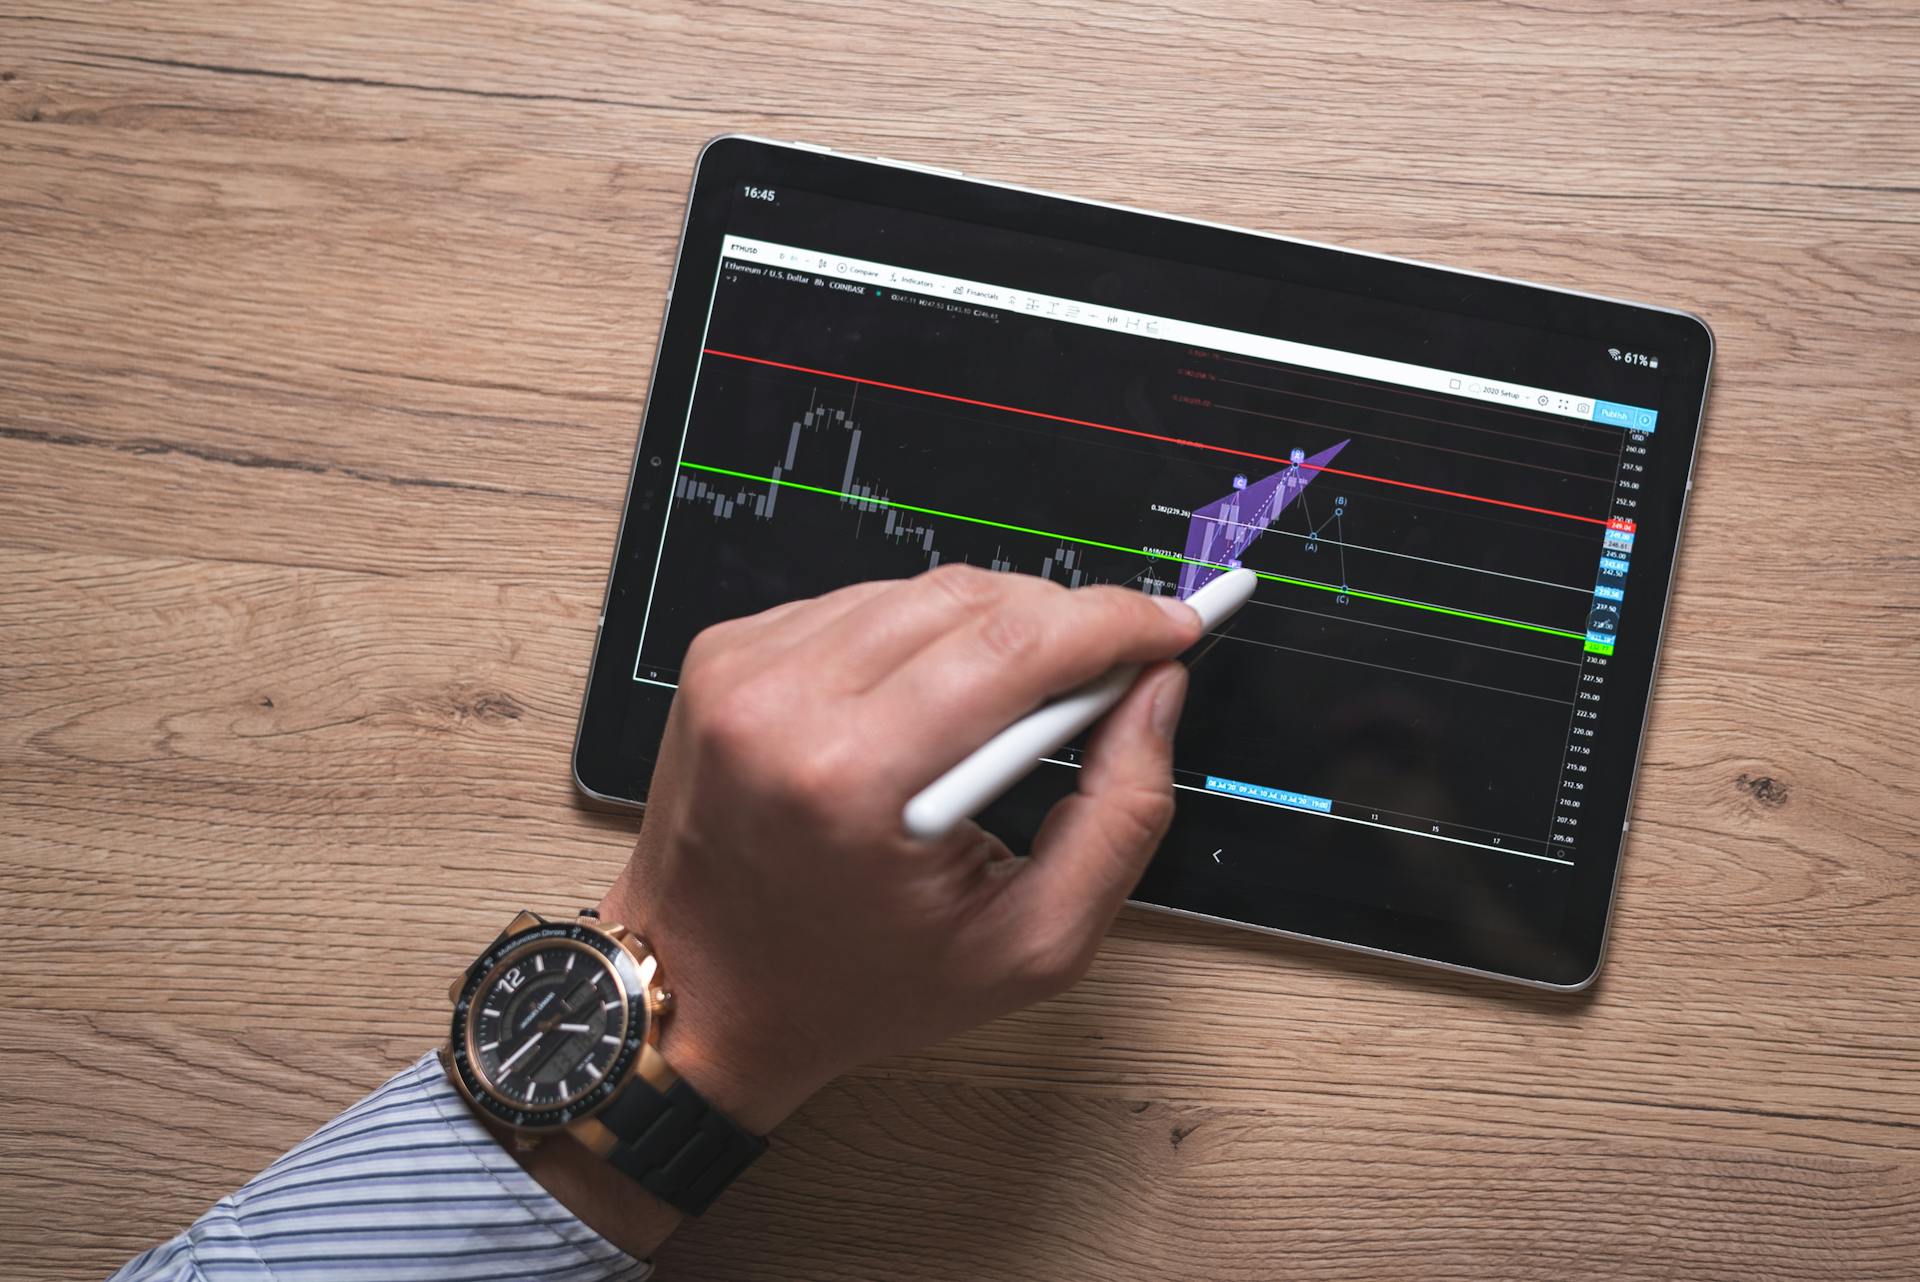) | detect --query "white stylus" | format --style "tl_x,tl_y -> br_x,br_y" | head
901,567 -> 1259,841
